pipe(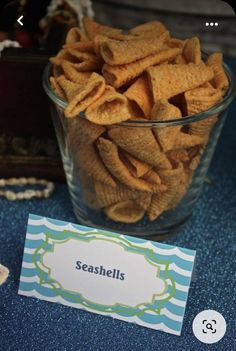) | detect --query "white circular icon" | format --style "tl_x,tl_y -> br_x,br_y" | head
192,310 -> 226,344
